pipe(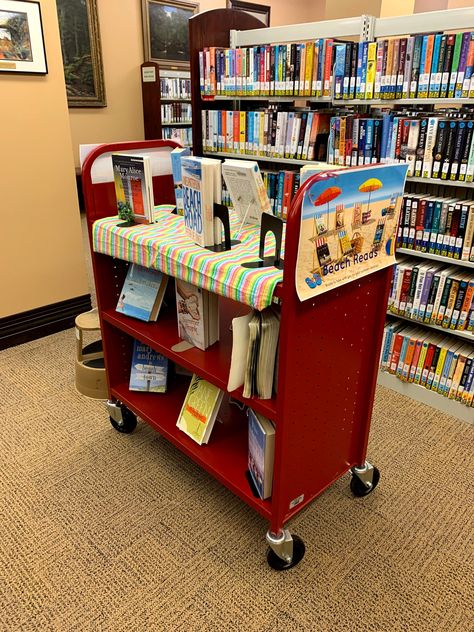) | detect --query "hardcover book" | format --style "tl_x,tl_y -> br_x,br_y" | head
129,341 -> 168,393
112,154 -> 154,224
181,156 -> 221,247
